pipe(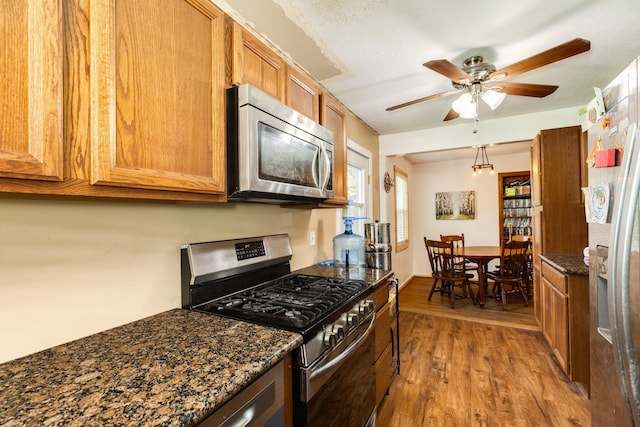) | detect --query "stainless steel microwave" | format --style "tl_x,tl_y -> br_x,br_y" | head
226,84 -> 334,203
